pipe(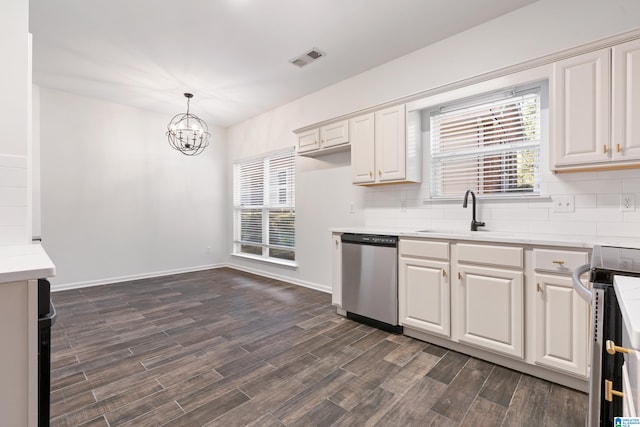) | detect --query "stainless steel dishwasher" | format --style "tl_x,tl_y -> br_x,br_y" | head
341,233 -> 401,332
